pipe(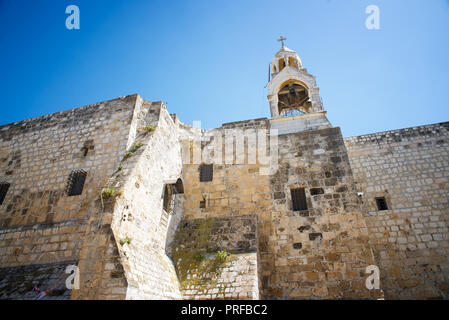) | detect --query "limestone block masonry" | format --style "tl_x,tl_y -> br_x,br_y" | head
0,45 -> 447,300
345,122 -> 449,299
0,95 -> 142,299
262,126 -> 383,299
0,94 -> 447,299
171,215 -> 259,300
